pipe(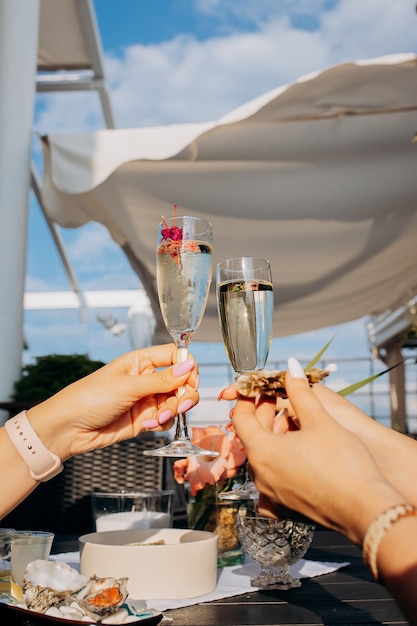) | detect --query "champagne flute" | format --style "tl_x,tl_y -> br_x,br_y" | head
216,257 -> 274,498
144,215 -> 219,458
